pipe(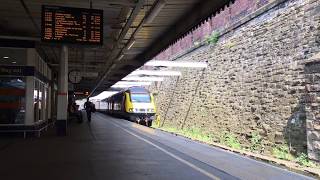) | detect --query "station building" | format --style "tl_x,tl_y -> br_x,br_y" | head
0,47 -> 55,136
